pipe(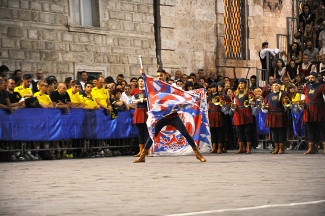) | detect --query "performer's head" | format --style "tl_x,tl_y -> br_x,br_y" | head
308,72 -> 317,85
272,79 -> 281,92
157,69 -> 167,82
238,78 -> 247,91
138,76 -> 145,88
210,82 -> 217,93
